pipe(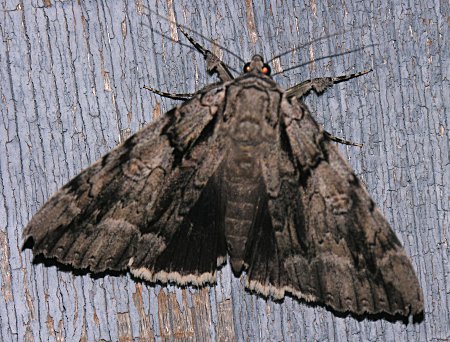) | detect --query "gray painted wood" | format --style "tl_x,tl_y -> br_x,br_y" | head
0,0 -> 448,341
